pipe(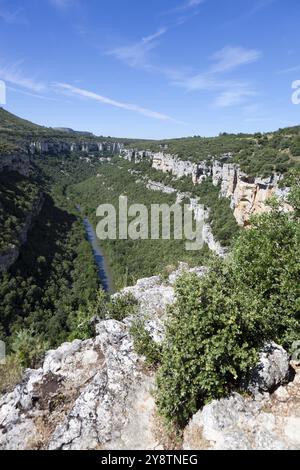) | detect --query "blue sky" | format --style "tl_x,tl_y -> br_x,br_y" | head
0,0 -> 300,138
